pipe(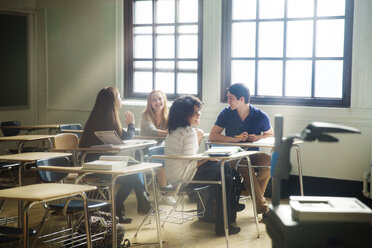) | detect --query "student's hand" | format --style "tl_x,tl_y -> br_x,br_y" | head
234,132 -> 248,142
246,134 -> 258,142
195,128 -> 204,145
124,111 -> 135,125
